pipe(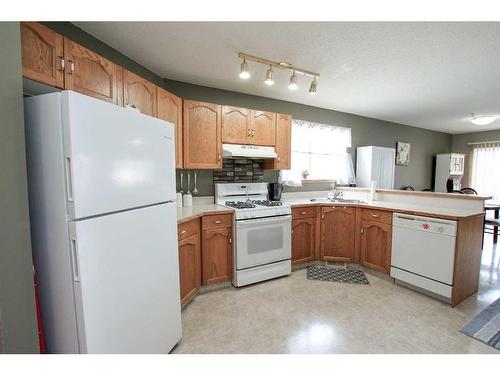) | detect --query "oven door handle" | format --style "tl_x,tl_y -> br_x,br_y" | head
237,215 -> 292,227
